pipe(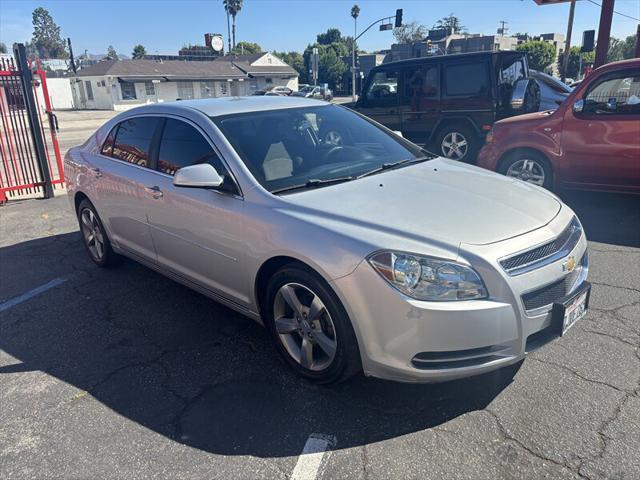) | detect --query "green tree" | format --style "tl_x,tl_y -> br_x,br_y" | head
517,40 -> 556,71
106,45 -> 118,60
132,44 -> 146,59
319,48 -> 347,90
562,46 -> 595,79
433,13 -> 465,34
317,28 -> 342,46
393,21 -> 428,43
223,0 -> 243,49
31,7 -> 67,58
607,35 -> 637,62
230,41 -> 261,55
0,42 -> 7,54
